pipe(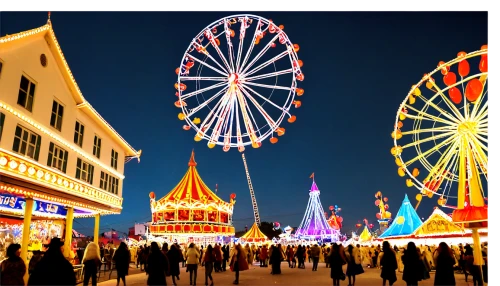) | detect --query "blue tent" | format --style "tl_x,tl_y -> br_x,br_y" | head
379,194 -> 423,238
